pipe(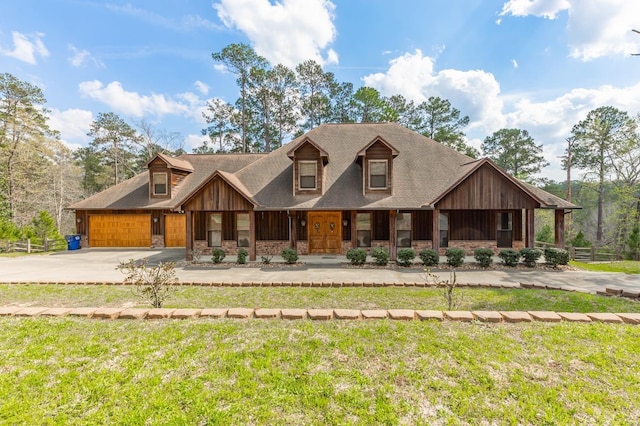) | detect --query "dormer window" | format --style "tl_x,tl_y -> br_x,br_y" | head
299,161 -> 317,190
153,173 -> 168,195
369,160 -> 387,189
